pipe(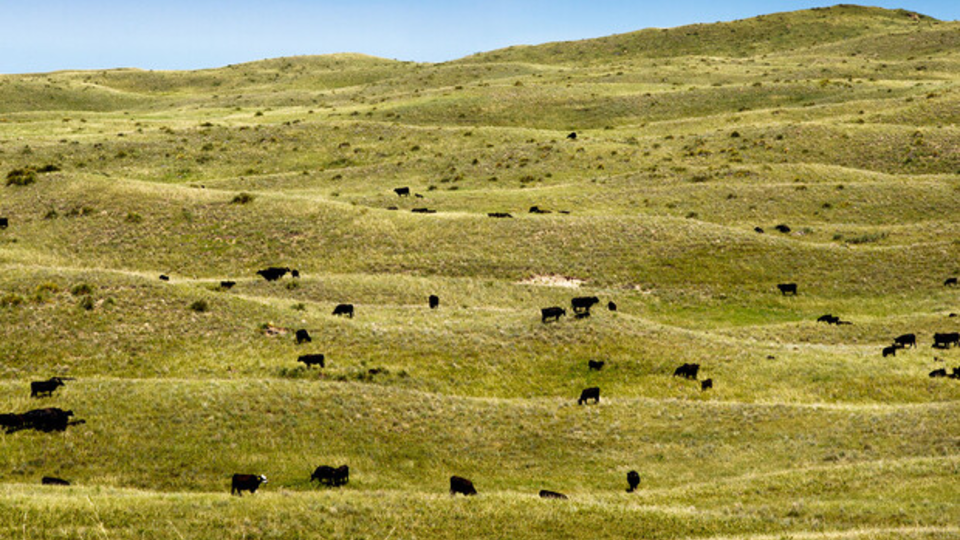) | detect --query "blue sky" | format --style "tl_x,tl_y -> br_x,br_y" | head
2,1 -> 957,74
